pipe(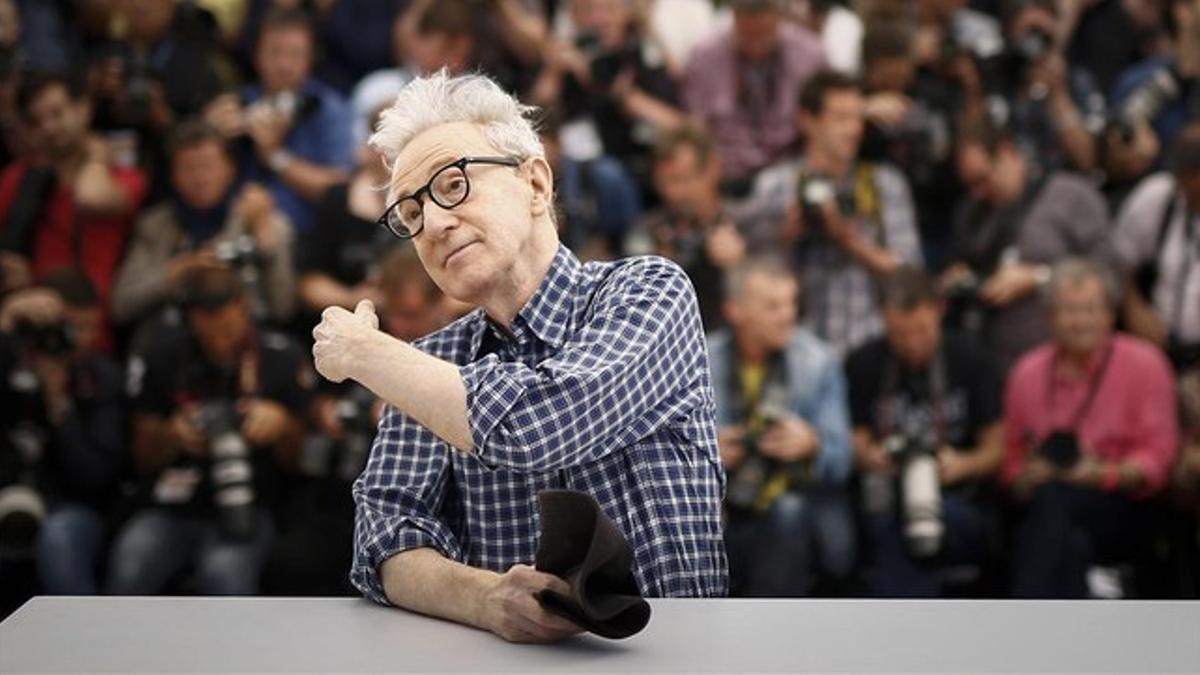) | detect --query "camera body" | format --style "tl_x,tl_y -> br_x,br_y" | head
14,319 -> 75,357
196,400 -> 257,540
725,401 -> 804,513
797,173 -> 855,237
942,271 -> 988,336
1013,28 -> 1053,65
1109,69 -> 1182,144
575,31 -> 641,90
883,431 -> 944,558
301,387 -> 377,483
1037,430 -> 1081,470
